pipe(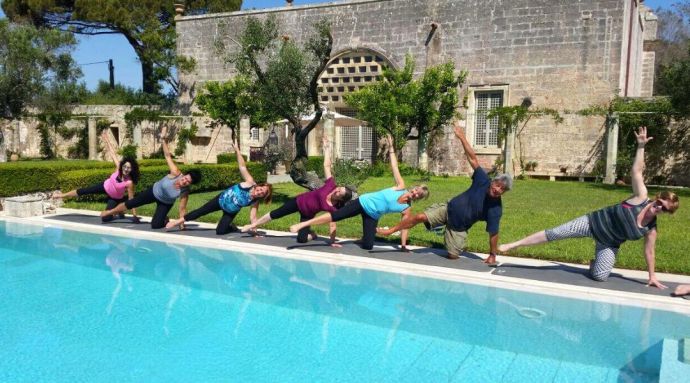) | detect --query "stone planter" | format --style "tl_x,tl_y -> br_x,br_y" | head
4,195 -> 44,217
